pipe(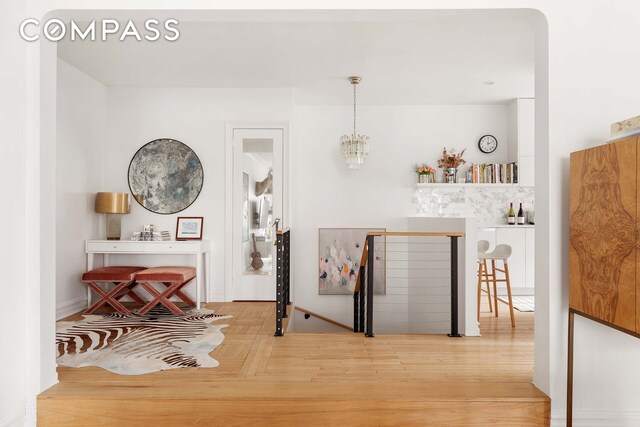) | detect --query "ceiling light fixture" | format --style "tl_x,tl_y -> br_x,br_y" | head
340,76 -> 369,170
483,80 -> 495,85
